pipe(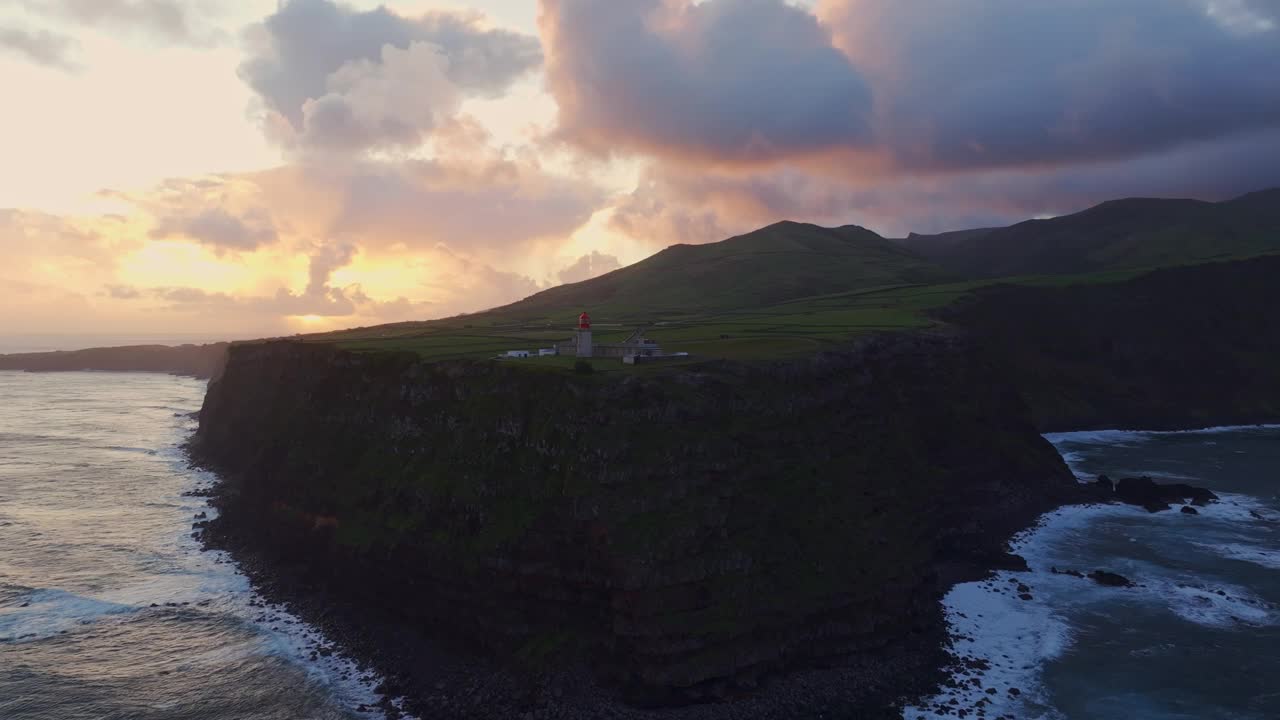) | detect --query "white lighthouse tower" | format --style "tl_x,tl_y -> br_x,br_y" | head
576,312 -> 593,358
